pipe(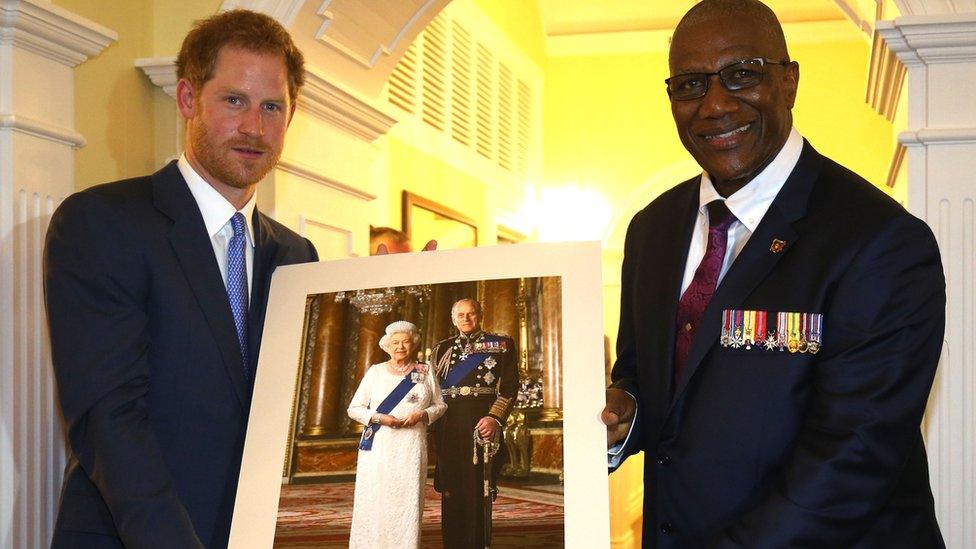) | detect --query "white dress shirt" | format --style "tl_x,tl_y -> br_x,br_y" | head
178,155 -> 256,299
680,127 -> 804,296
